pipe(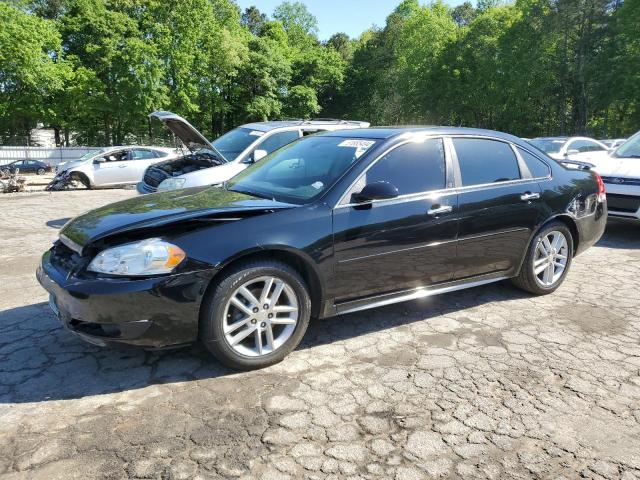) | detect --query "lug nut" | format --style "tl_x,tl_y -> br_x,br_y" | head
268,313 -> 273,319
263,304 -> 269,310
260,322 -> 266,328
251,319 -> 257,324
253,307 -> 259,313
